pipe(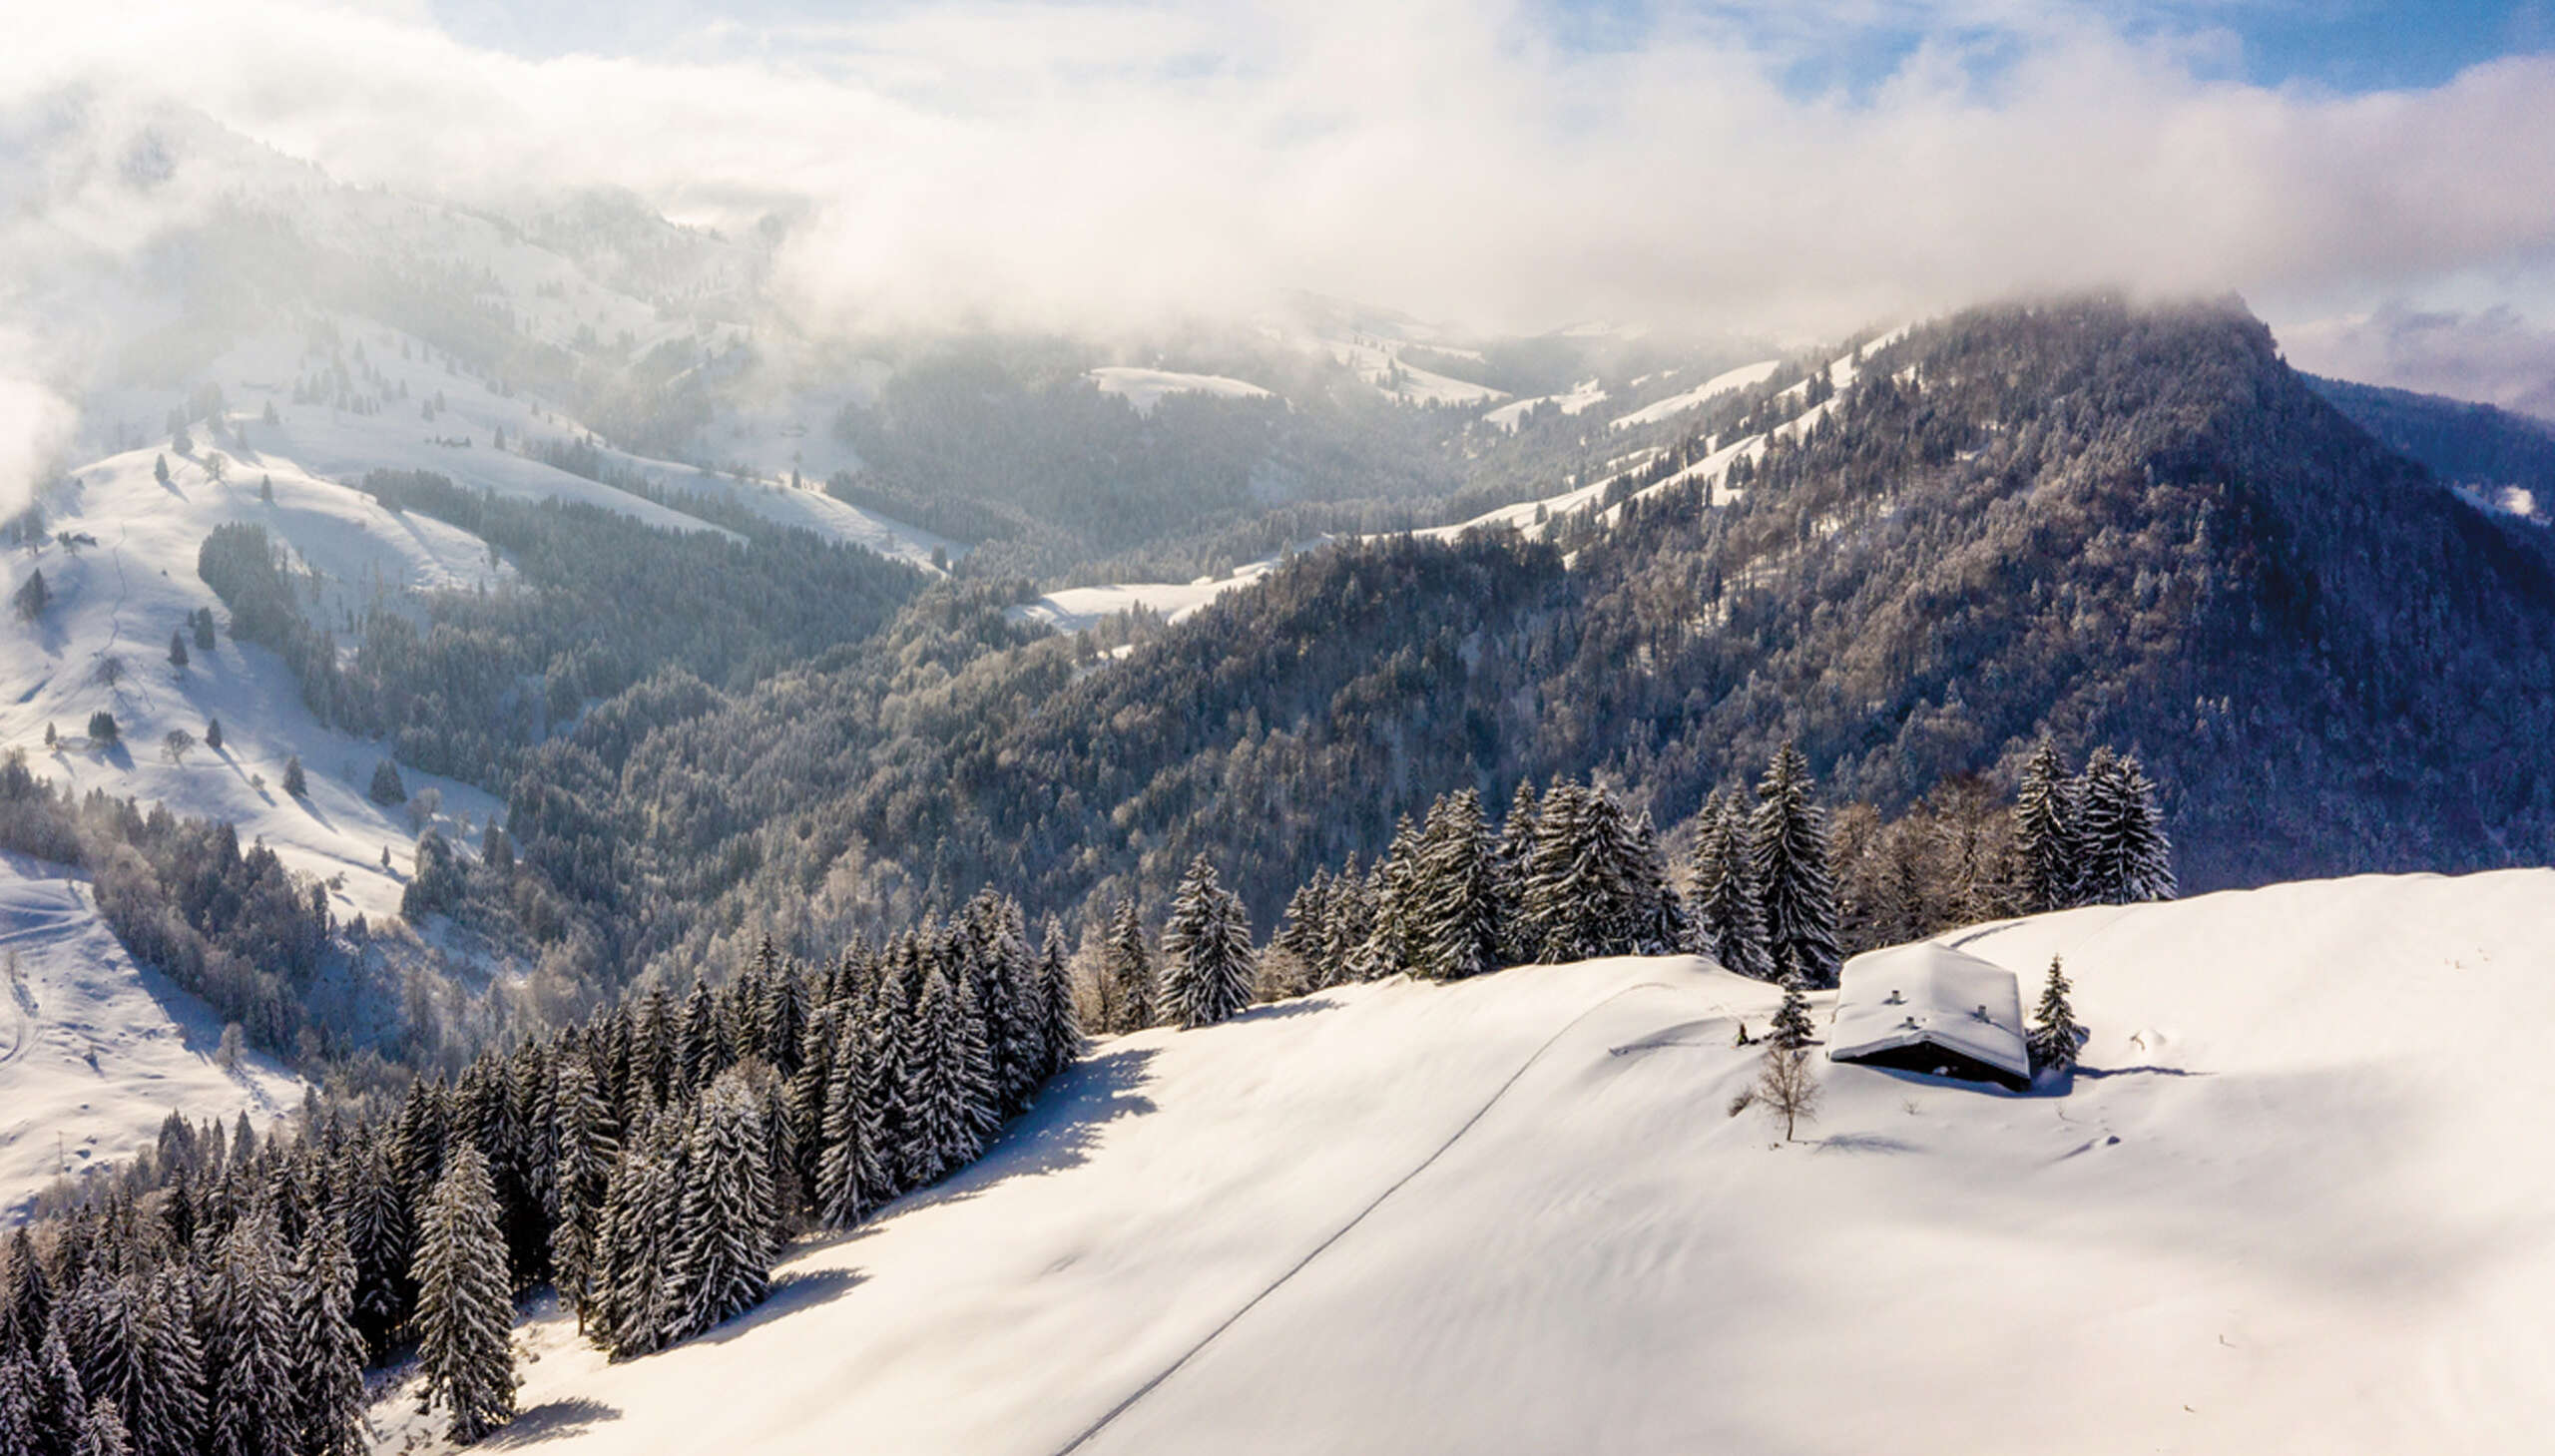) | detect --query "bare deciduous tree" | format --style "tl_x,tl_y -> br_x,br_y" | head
1756,1044 -> 1821,1143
